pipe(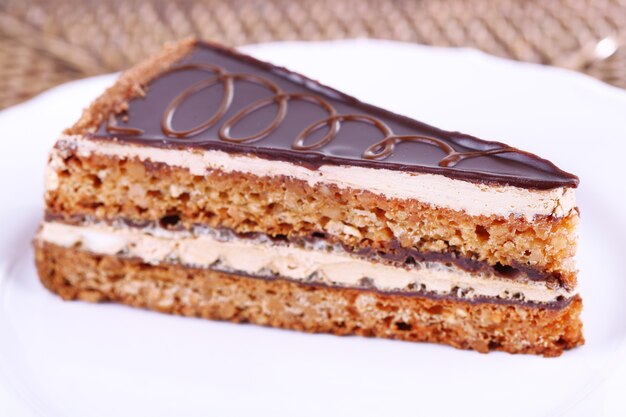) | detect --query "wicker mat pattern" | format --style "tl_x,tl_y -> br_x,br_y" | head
1,0 -> 625,109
